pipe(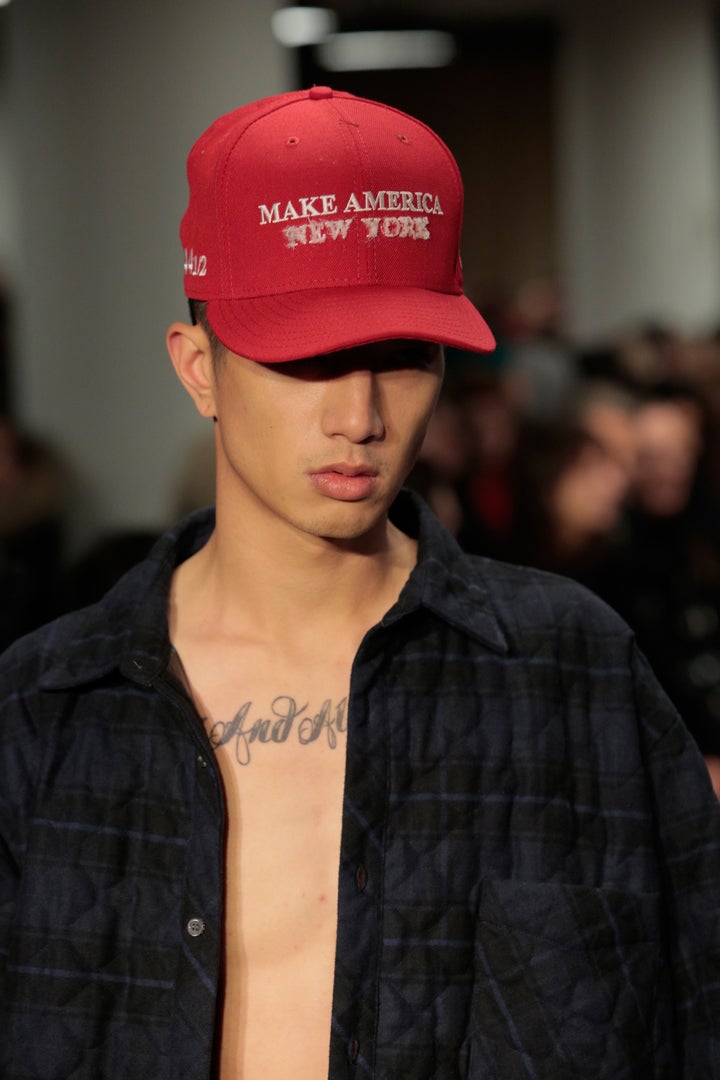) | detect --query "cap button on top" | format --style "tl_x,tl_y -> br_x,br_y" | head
309,86 -> 333,99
